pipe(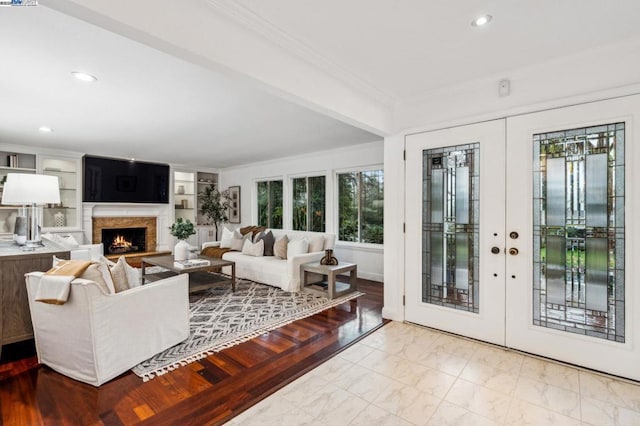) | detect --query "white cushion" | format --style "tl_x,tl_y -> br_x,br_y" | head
287,238 -> 309,256
307,234 -> 325,252
242,239 -> 264,257
110,256 -> 140,292
219,227 -> 235,248
230,230 -> 251,251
